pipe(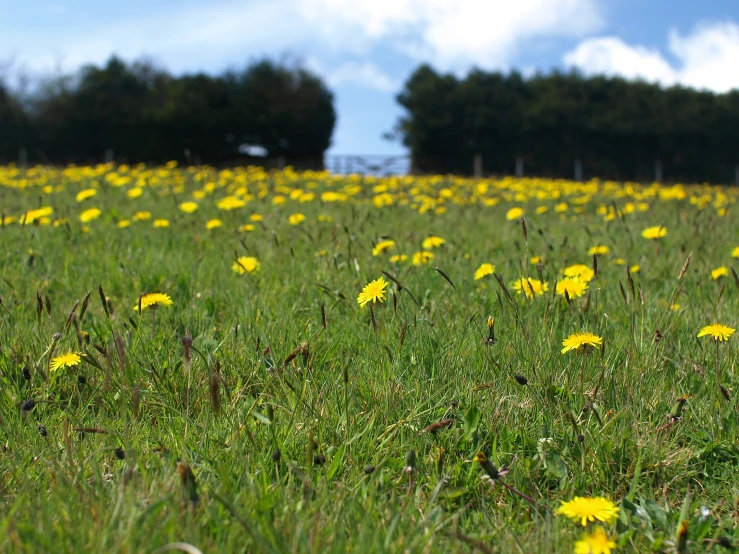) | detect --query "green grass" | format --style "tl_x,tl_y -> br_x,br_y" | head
0,169 -> 738,553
